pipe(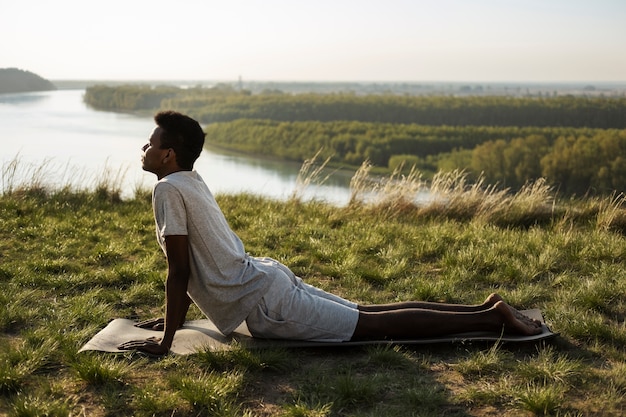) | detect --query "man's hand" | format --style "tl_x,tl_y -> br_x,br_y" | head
117,336 -> 169,356
134,317 -> 165,331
